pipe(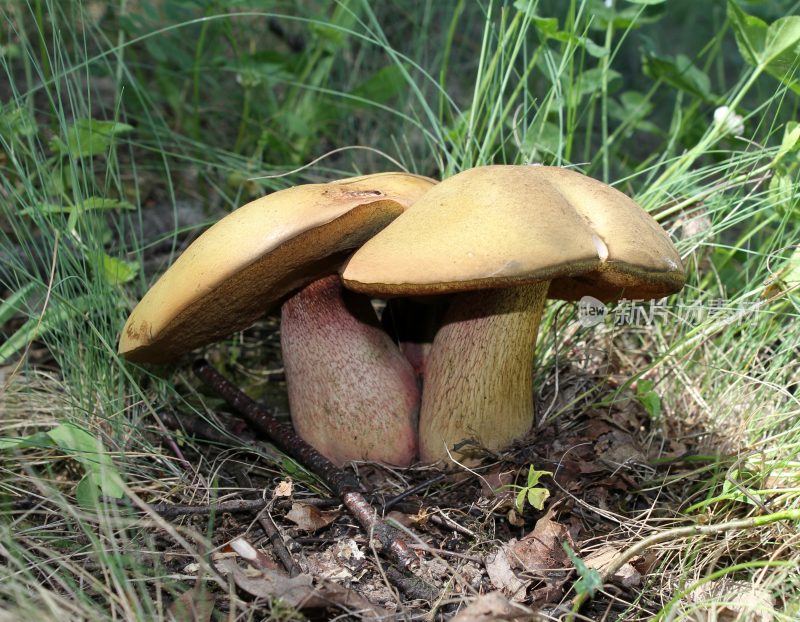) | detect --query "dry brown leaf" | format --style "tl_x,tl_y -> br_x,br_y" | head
484,546 -> 527,602
217,558 -> 386,620
594,429 -> 646,467
686,579 -> 775,621
273,479 -> 293,498
510,512 -> 571,577
583,545 -> 642,588
285,502 -> 340,532
451,591 -> 538,622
